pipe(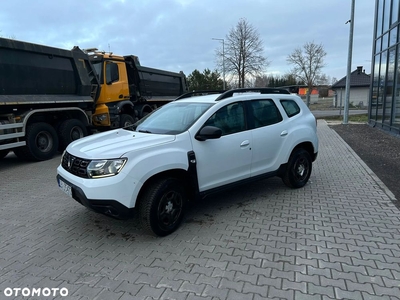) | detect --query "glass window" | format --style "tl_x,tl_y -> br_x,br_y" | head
378,50 -> 388,123
389,27 -> 398,47
371,54 -> 381,121
383,47 -> 396,124
376,0 -> 384,37
383,0 -> 391,32
204,102 -> 246,135
375,37 -> 382,54
280,100 -> 300,117
394,46 -> 400,128
249,99 -> 283,128
383,32 -> 389,51
392,0 -> 399,25
105,62 -> 119,84
134,102 -> 213,134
